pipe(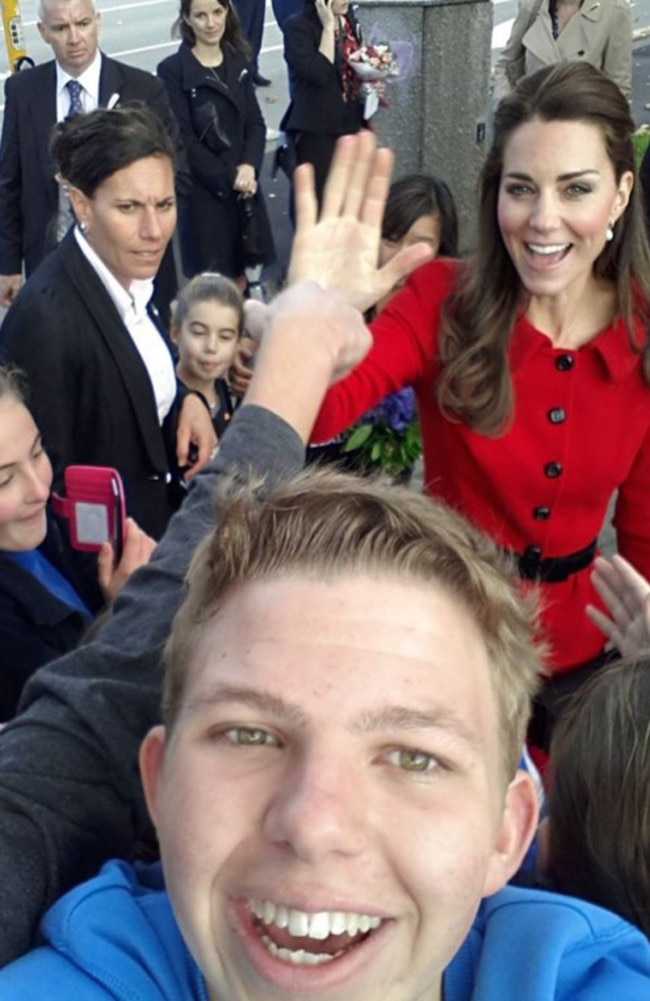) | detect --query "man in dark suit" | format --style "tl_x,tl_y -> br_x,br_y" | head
0,0 -> 185,317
